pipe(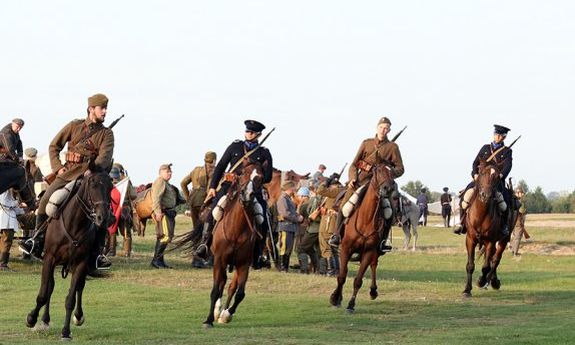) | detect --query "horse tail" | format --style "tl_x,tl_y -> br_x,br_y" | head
169,223 -> 203,256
